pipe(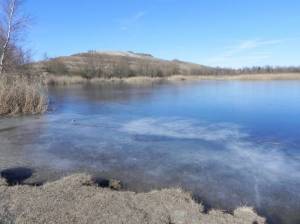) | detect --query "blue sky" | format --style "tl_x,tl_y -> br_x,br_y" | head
25,0 -> 300,68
